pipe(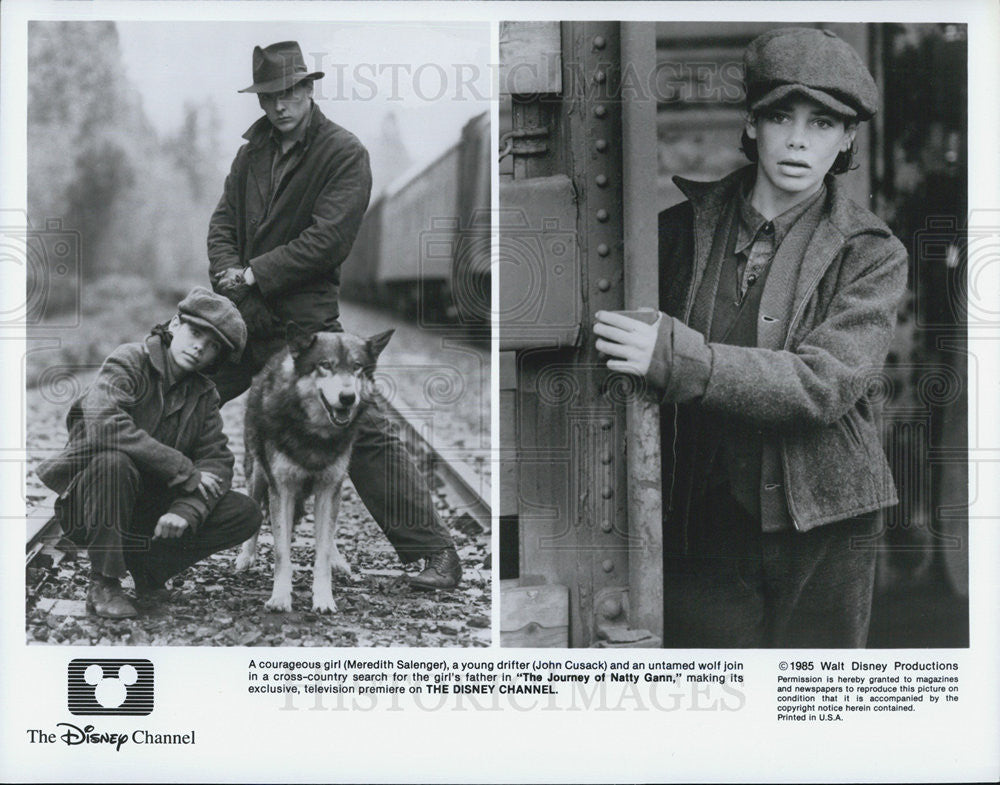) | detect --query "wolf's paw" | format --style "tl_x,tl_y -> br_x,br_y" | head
331,561 -> 354,582
311,594 -> 338,614
329,548 -> 354,581
234,551 -> 256,573
264,592 -> 293,613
